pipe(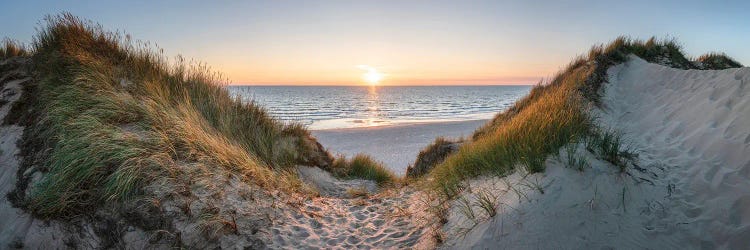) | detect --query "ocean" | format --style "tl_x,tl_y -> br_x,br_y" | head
226,85 -> 532,130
